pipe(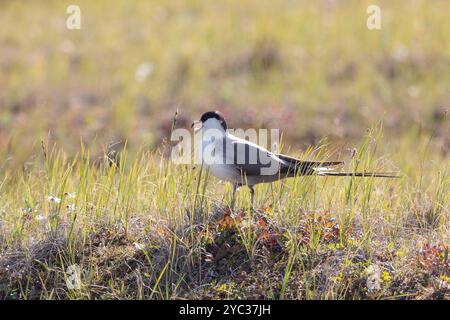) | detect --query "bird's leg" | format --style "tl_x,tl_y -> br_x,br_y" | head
249,185 -> 255,212
230,182 -> 238,210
